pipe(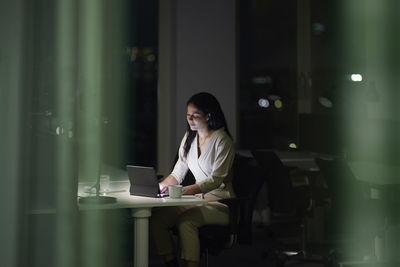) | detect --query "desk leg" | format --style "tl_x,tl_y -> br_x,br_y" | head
131,208 -> 152,267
